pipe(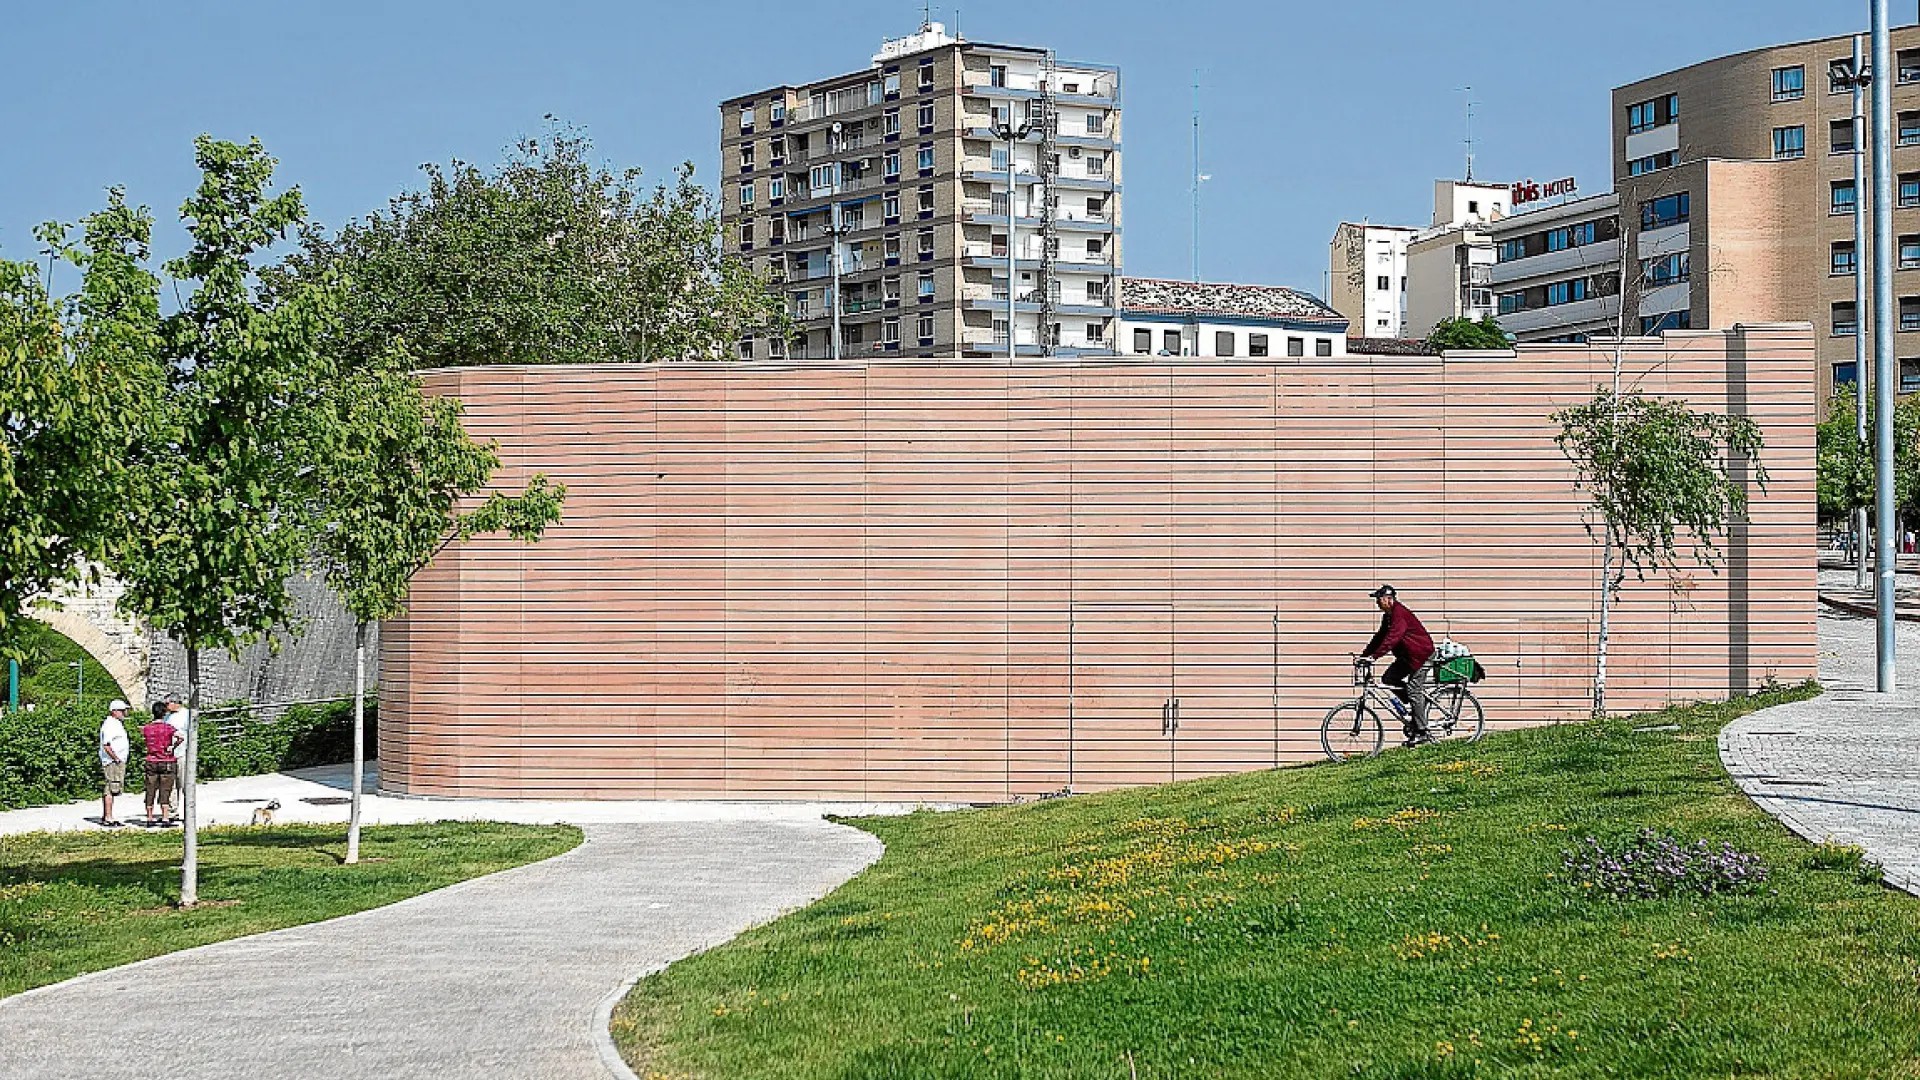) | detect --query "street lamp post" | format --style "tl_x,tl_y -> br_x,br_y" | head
991,119 -> 1035,363
1851,34 -> 1873,594
1869,2 -> 1900,691
827,122 -> 852,362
